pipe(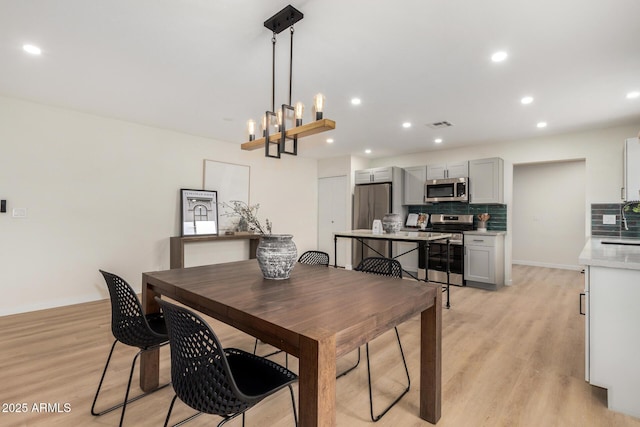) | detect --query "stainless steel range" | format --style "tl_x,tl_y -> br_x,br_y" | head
427,214 -> 474,286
